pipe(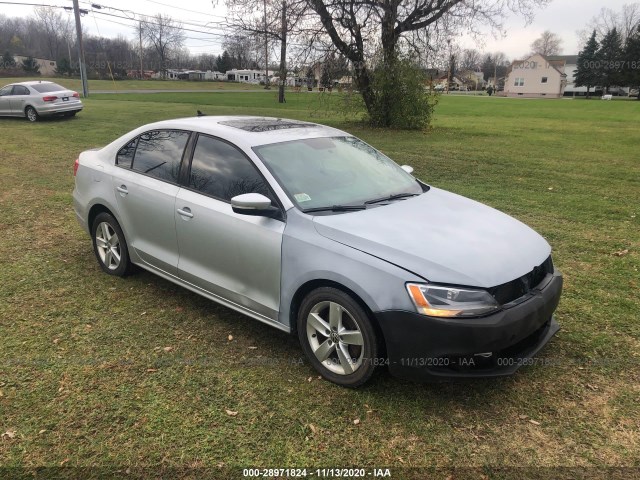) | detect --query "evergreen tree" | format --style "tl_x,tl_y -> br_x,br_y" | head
216,50 -> 231,73
574,30 -> 599,98
623,26 -> 640,99
21,56 -> 40,74
320,63 -> 331,89
597,28 -> 624,93
55,57 -> 72,76
1,51 -> 16,69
